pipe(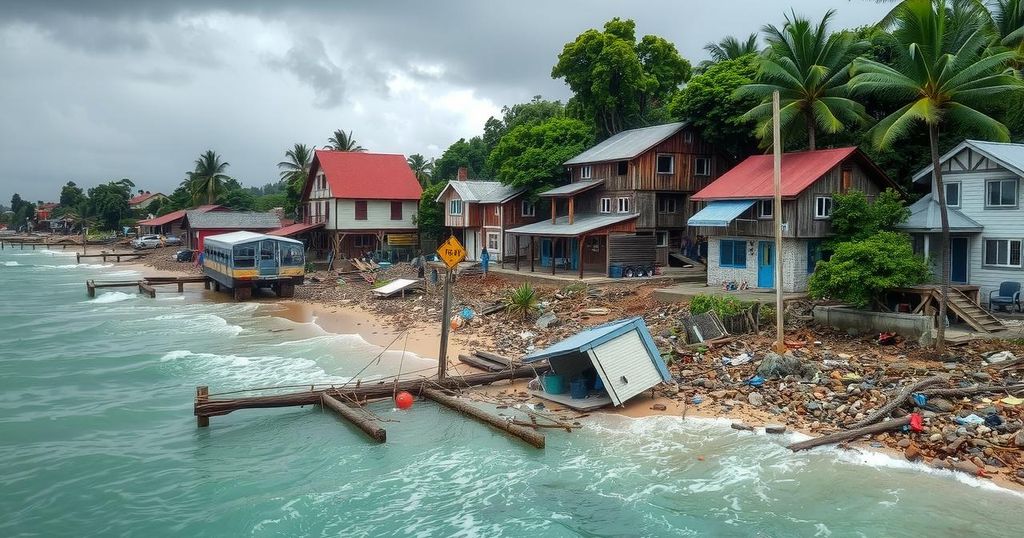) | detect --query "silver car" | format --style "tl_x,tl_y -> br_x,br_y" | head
132,235 -> 162,249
